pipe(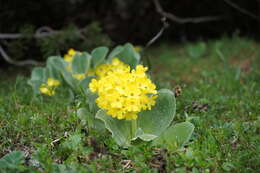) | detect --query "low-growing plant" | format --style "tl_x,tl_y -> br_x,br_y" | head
28,43 -> 194,149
